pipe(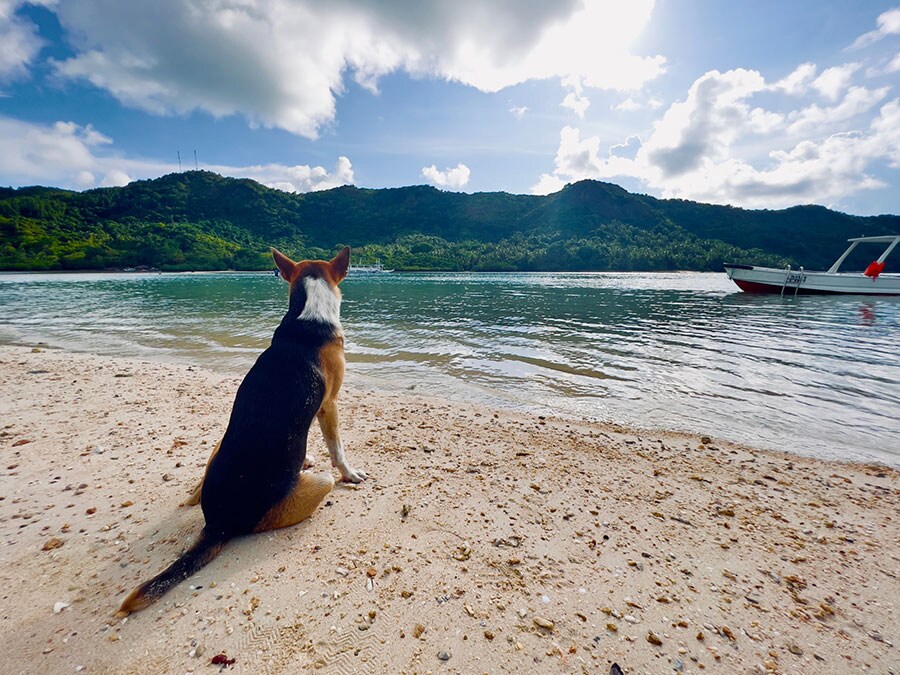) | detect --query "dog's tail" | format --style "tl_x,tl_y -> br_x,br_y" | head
116,527 -> 226,617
